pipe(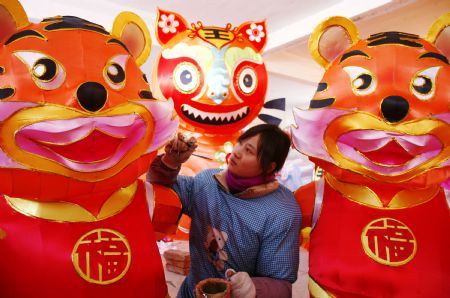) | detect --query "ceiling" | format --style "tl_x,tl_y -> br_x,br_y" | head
18,0 -> 449,84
